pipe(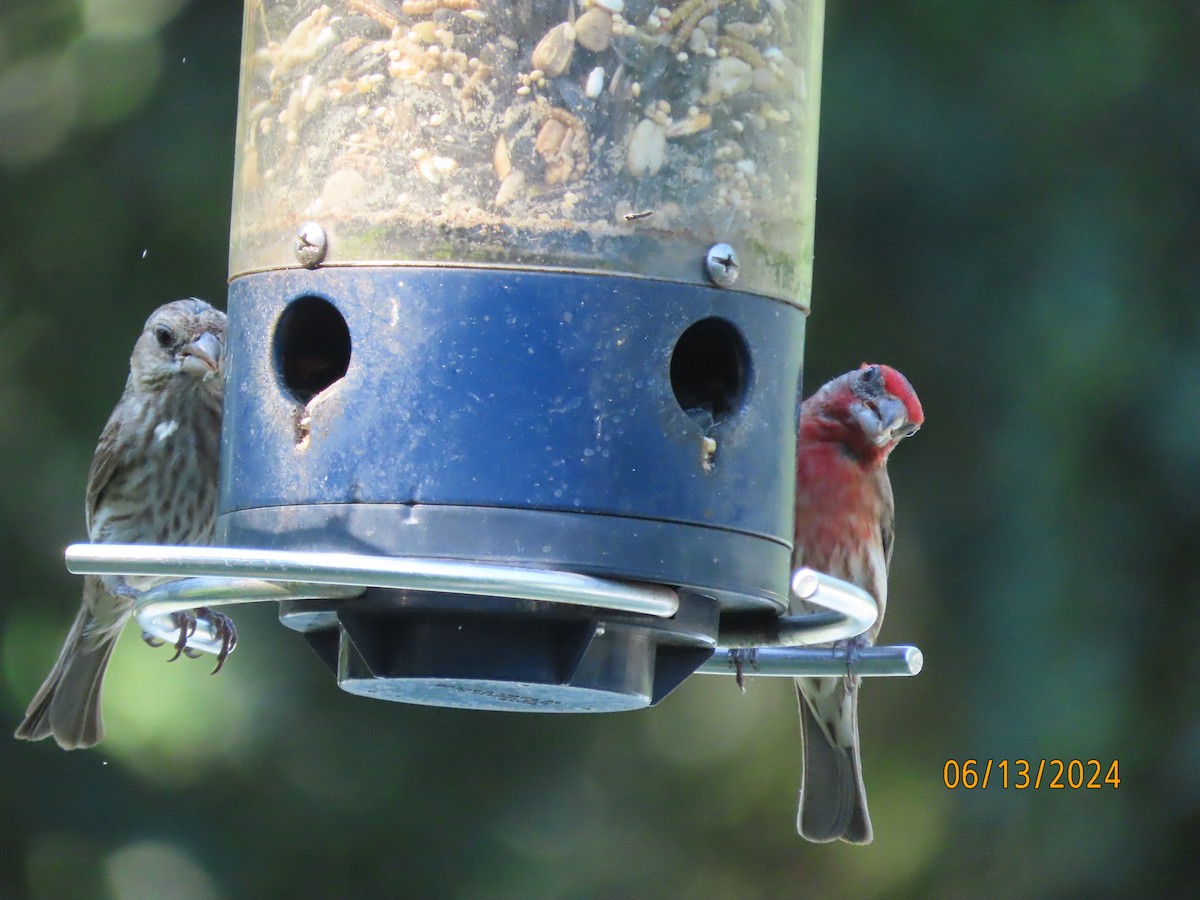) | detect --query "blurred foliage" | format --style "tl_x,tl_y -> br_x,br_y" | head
1,0 -> 1198,897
